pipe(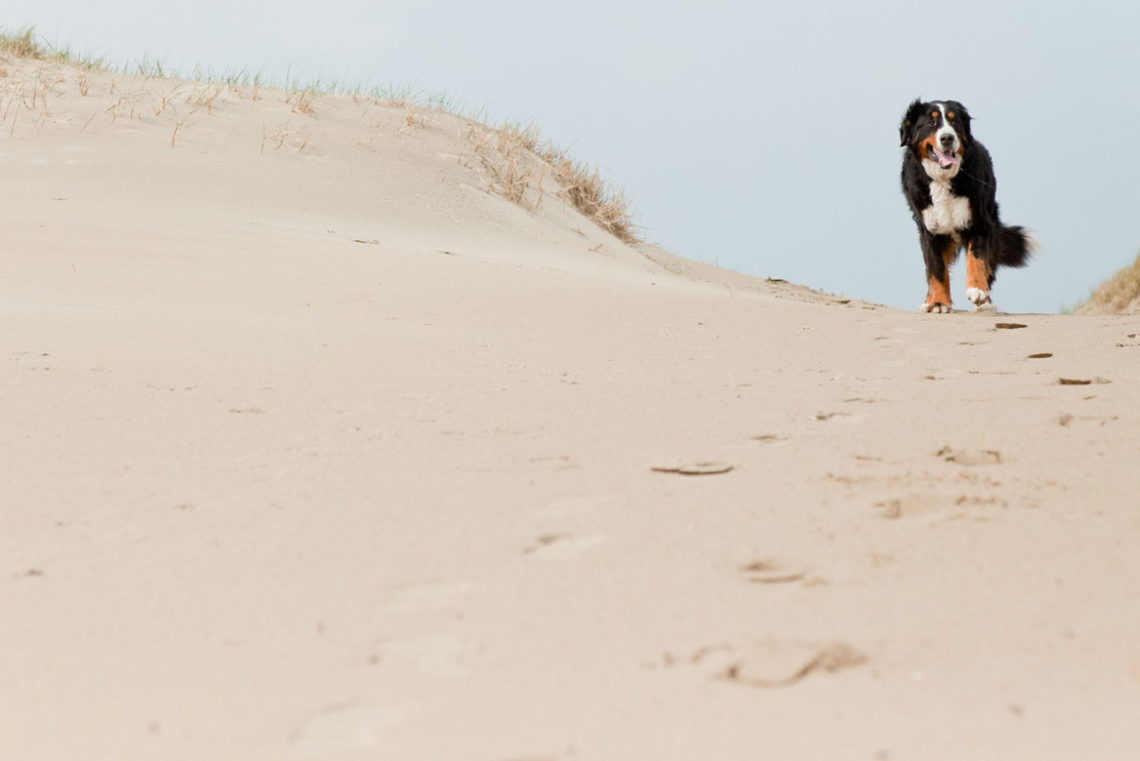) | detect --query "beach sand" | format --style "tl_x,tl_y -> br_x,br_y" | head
3,57 -> 1140,760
